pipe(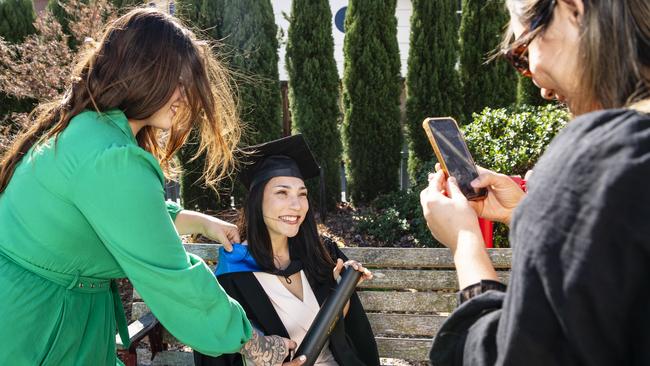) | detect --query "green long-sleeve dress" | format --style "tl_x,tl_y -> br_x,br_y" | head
0,109 -> 252,365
